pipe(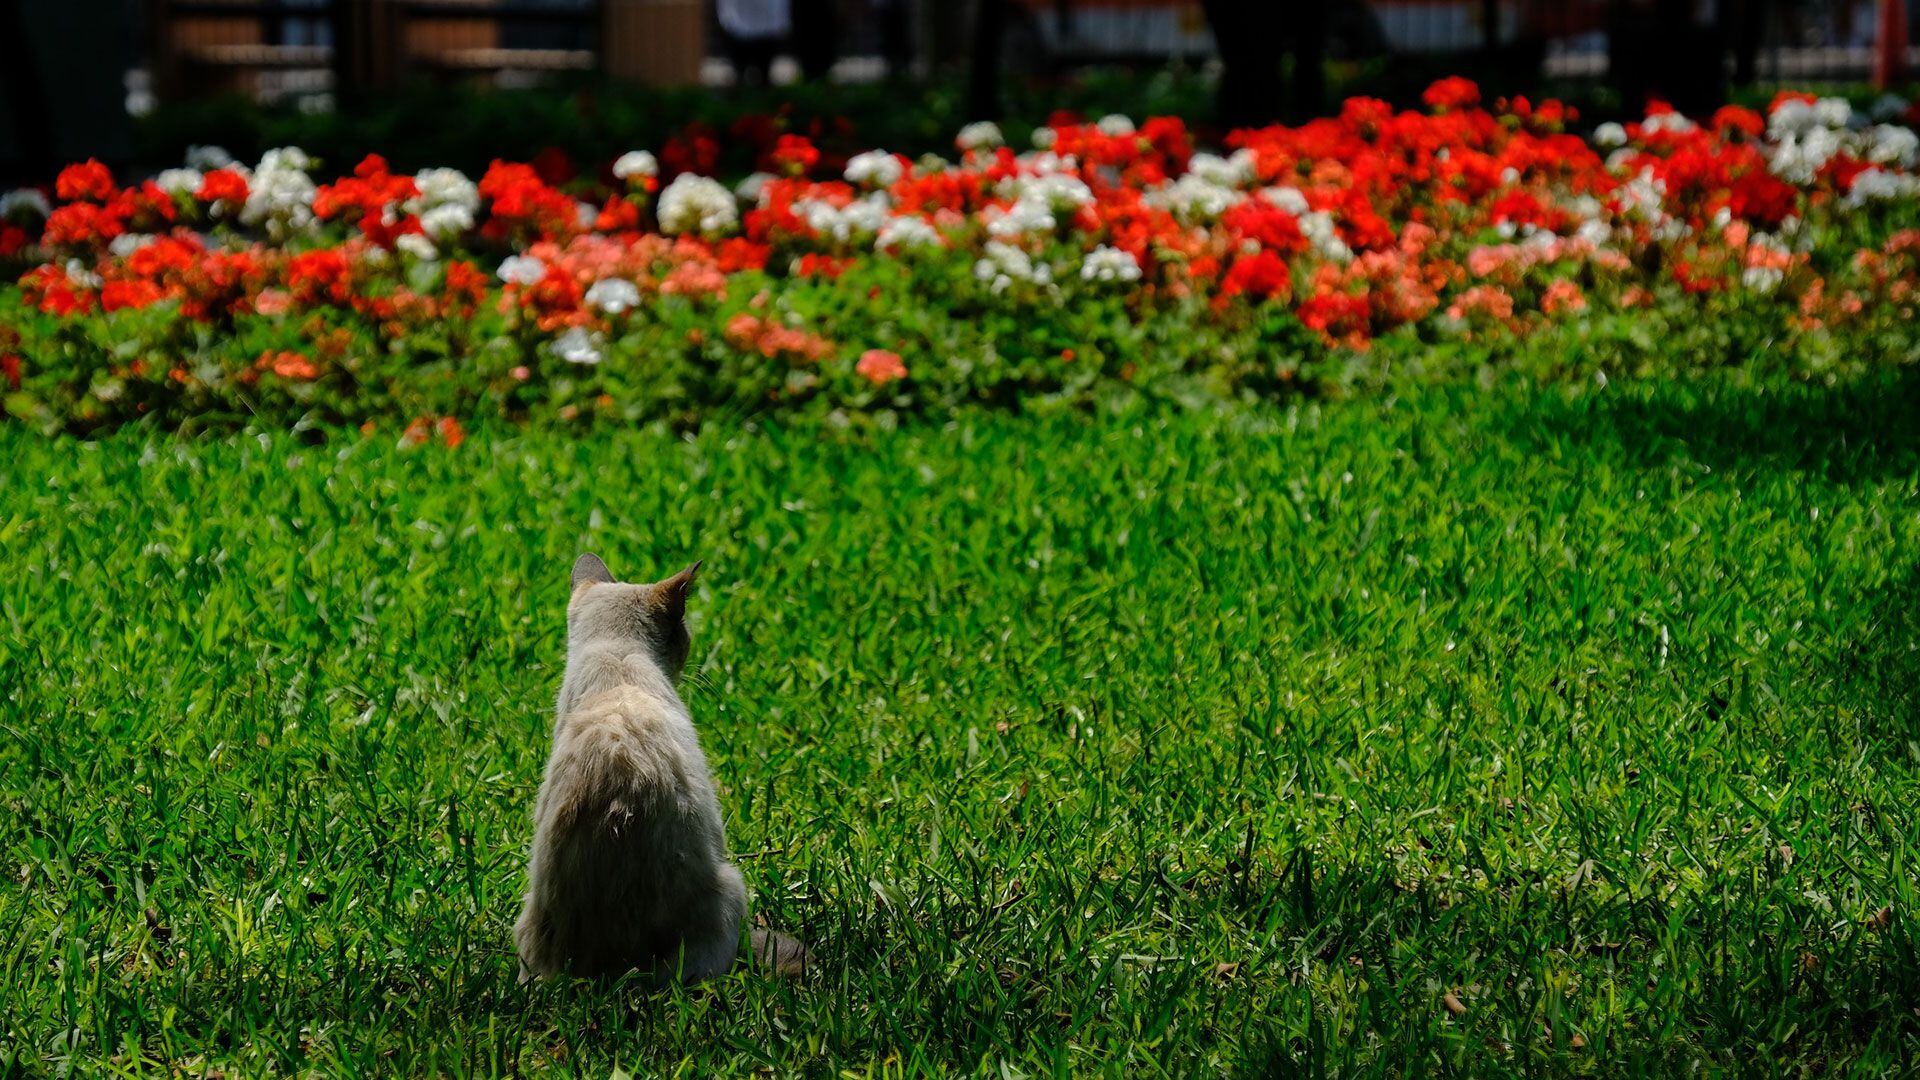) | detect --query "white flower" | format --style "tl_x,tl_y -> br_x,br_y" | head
1642,111 -> 1697,135
65,258 -> 102,288
1846,167 -> 1920,206
153,168 -> 203,198
735,171 -> 775,203
1146,174 -> 1241,223
585,277 -> 642,314
1257,186 -> 1310,215
656,174 -> 738,236
550,327 -> 604,365
108,233 -> 153,258
576,201 -> 600,229
1865,124 -> 1919,167
1592,122 -> 1628,148
395,232 -> 439,261
794,193 -> 891,242
876,215 -> 941,252
1574,219 -> 1611,246
1031,127 -> 1058,151
185,145 -> 235,170
0,188 -> 52,221
418,203 -> 474,241
974,240 -> 1052,294
1299,211 -> 1352,262
984,168 -> 1092,240
406,168 -> 479,224
1036,171 -> 1094,210
1080,245 -> 1141,283
240,148 -> 318,238
497,254 -> 547,285
1188,149 -> 1257,189
1617,169 -> 1668,222
1813,97 -> 1853,129
1096,113 -> 1136,136
1742,266 -> 1784,293
956,120 -> 1005,151
1768,98 -> 1817,138
986,197 -> 1056,239
844,149 -> 905,188
1768,128 -> 1842,184
612,150 -> 659,181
